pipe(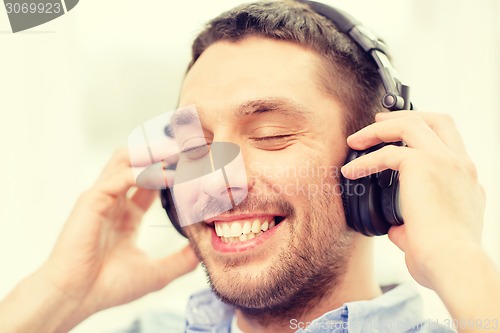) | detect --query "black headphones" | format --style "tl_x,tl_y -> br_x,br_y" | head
160,0 -> 410,237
